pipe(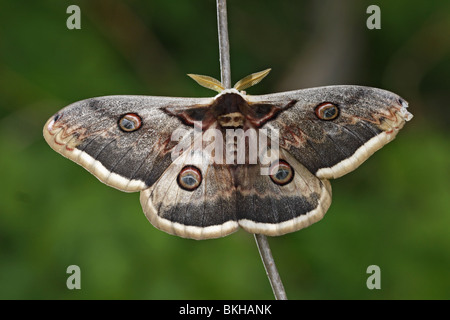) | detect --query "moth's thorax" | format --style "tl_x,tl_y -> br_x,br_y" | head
212,91 -> 248,129
217,112 -> 245,128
